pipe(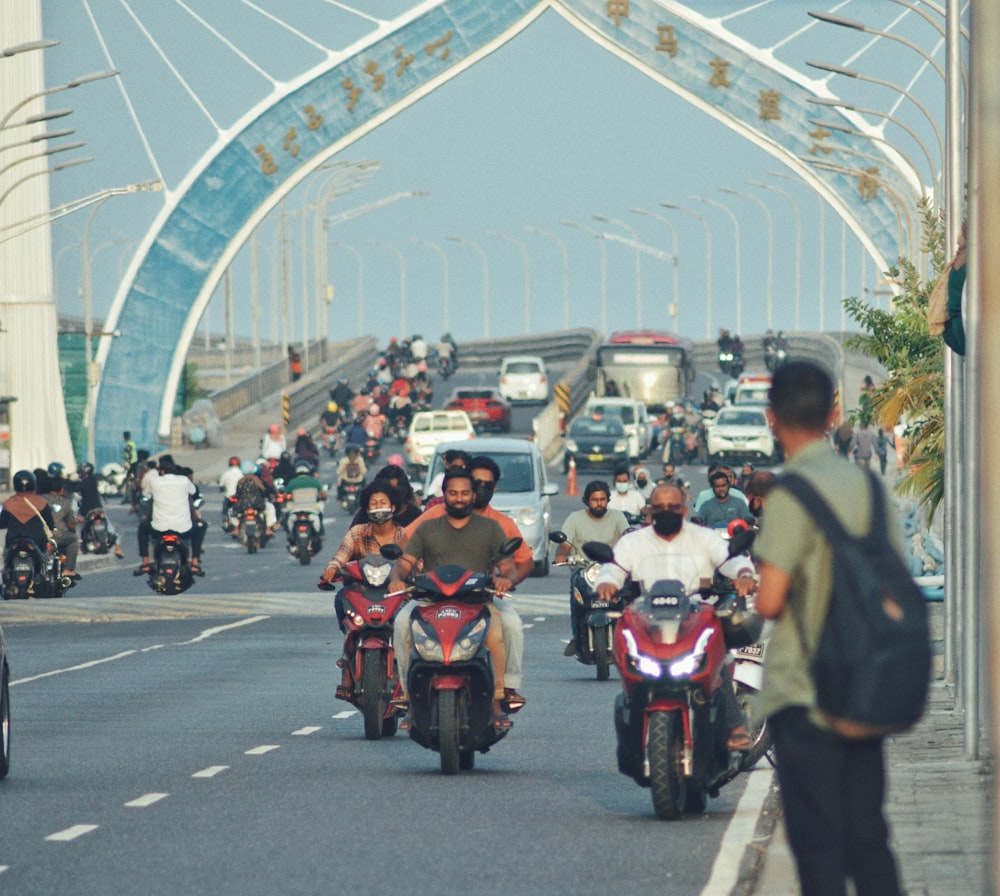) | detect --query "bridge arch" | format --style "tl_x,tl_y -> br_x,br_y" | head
94,0 -> 906,463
